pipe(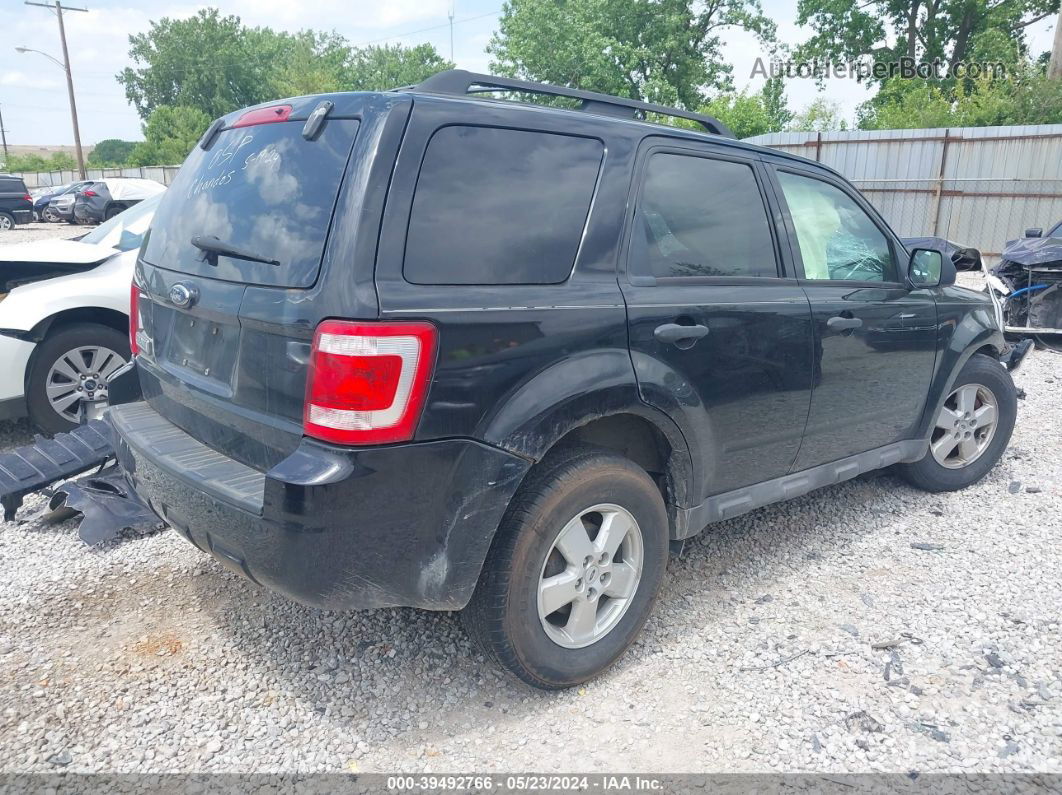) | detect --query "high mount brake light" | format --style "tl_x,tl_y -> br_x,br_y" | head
232,105 -> 293,128
303,320 -> 438,445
